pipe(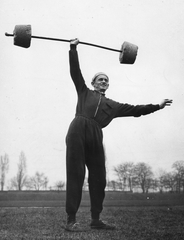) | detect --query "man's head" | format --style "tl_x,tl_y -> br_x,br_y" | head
91,72 -> 109,93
